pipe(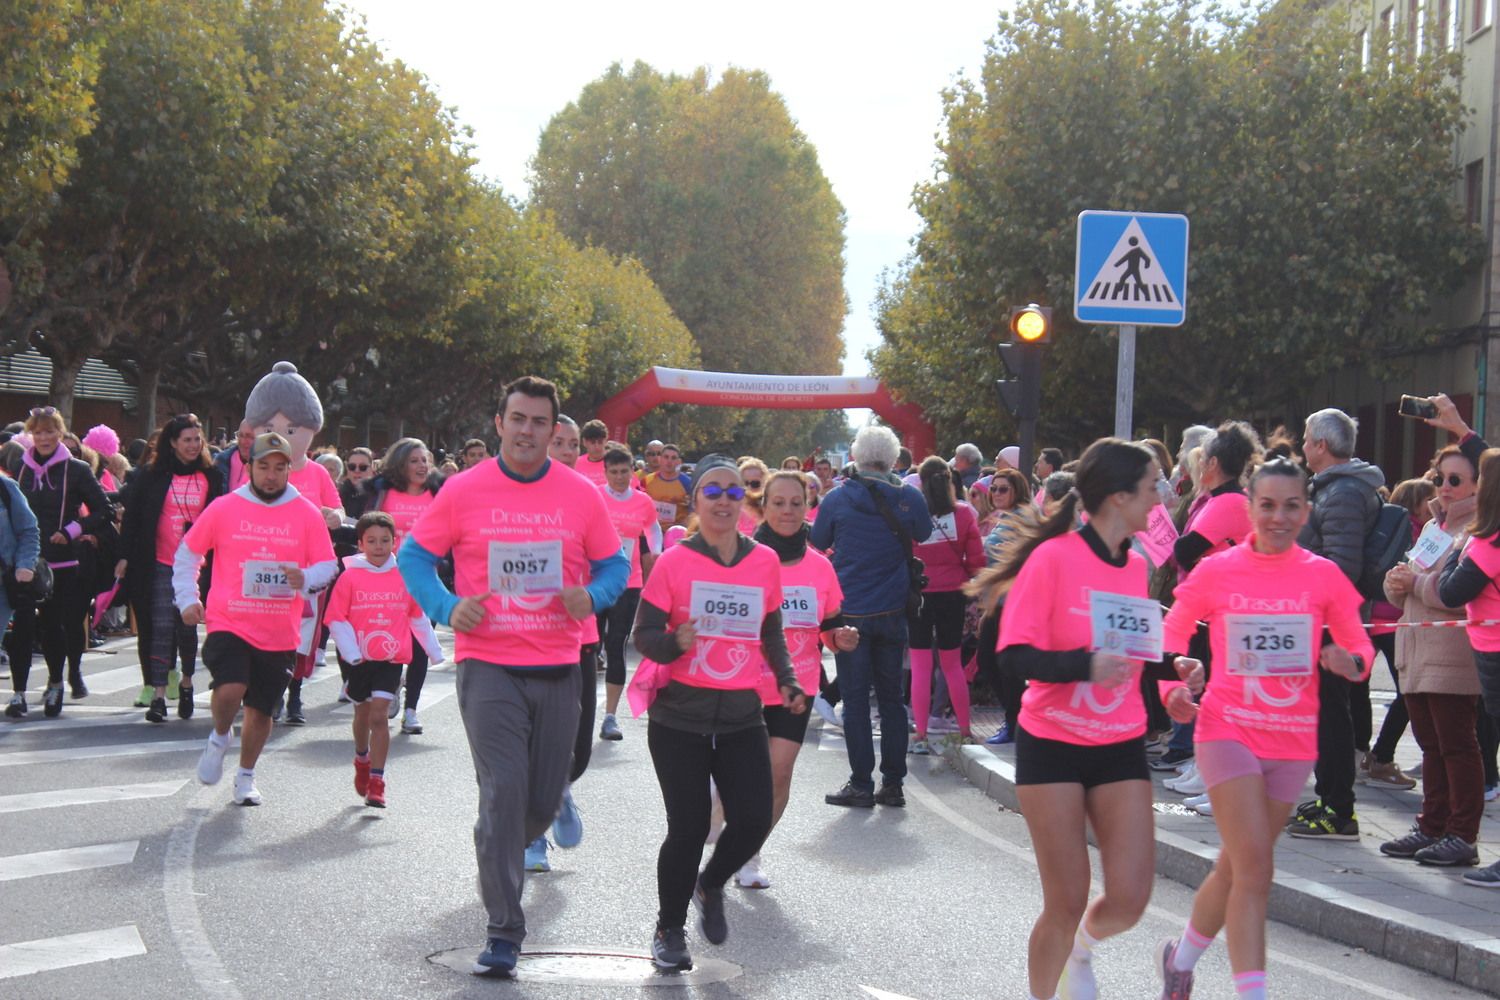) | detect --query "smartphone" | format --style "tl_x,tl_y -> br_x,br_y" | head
1398,395 -> 1438,420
